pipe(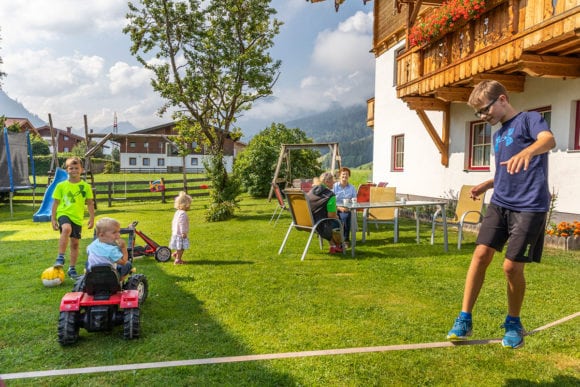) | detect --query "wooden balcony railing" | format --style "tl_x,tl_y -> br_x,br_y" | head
396,0 -> 580,103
